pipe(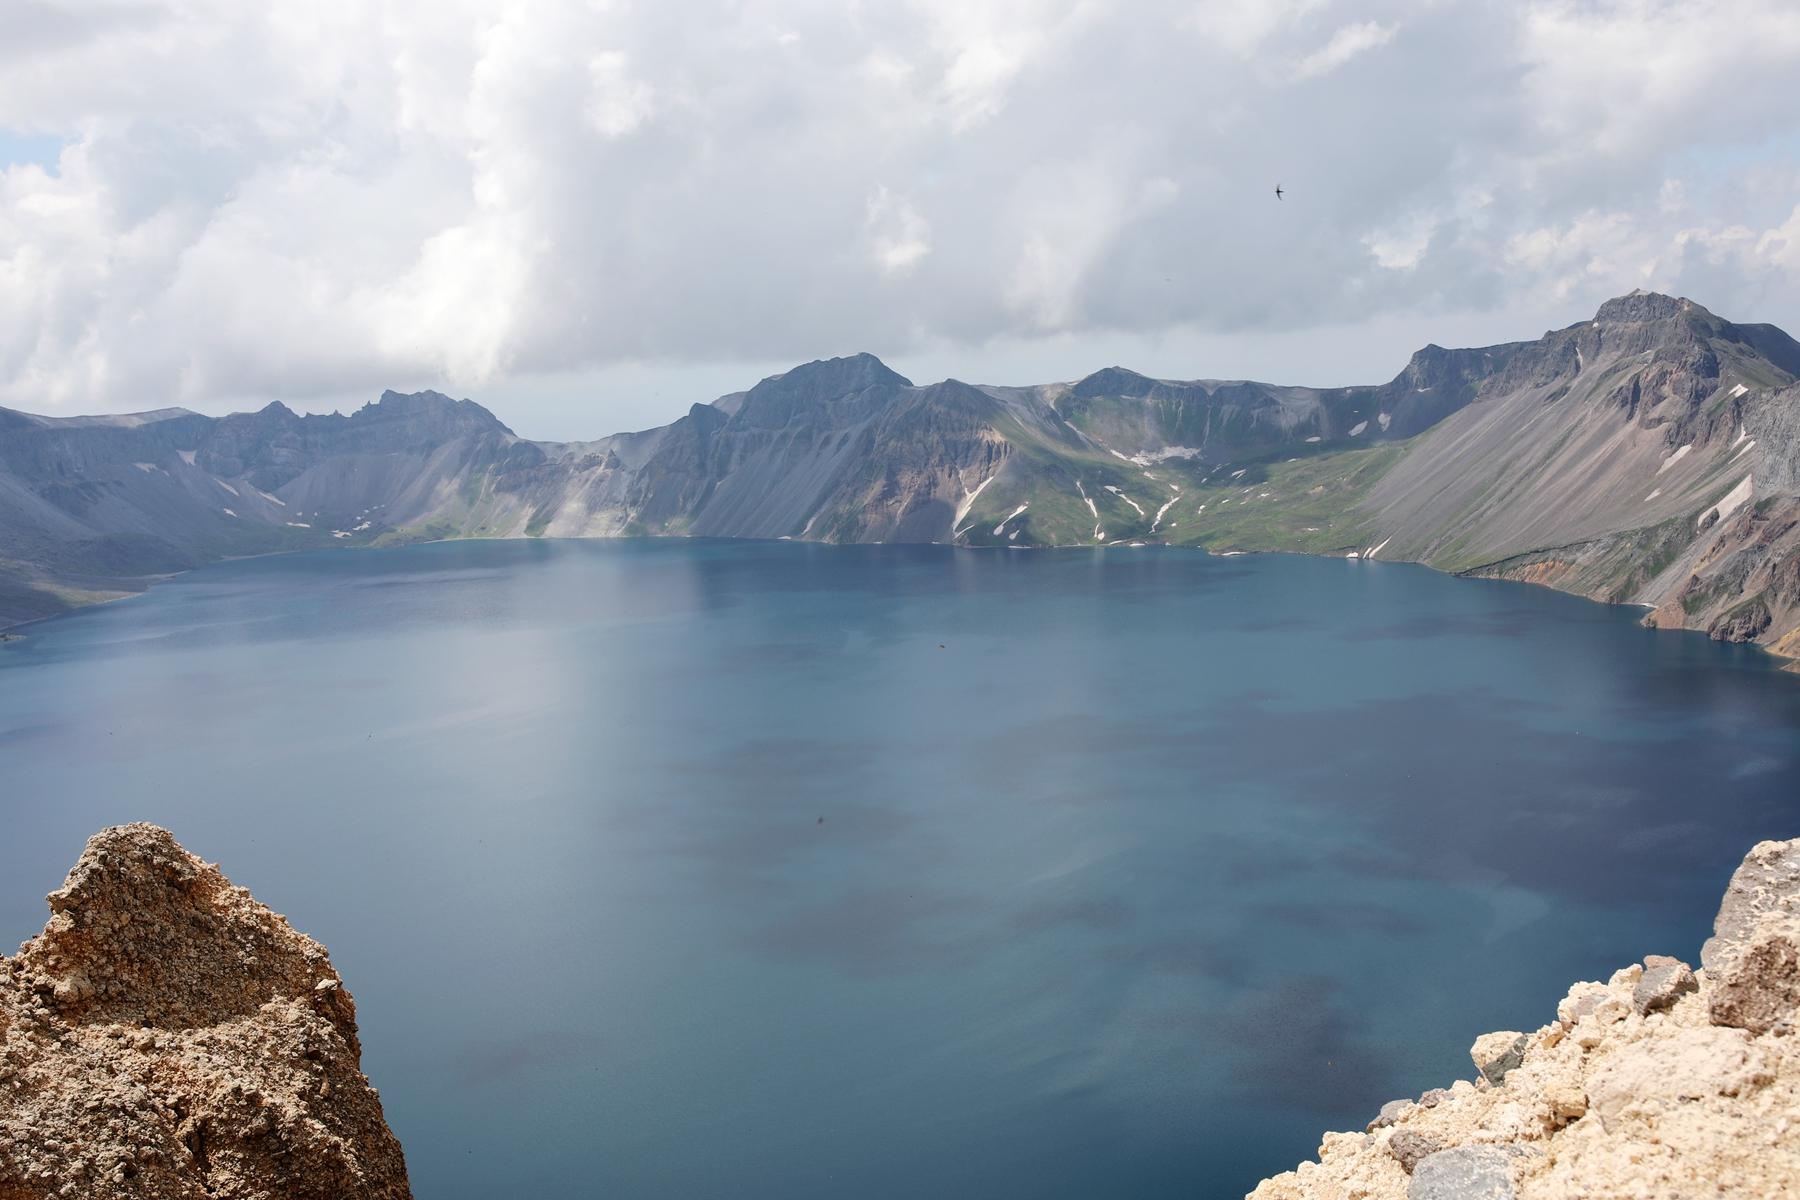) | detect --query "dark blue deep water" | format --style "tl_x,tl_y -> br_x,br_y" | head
4,539 -> 1799,1199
